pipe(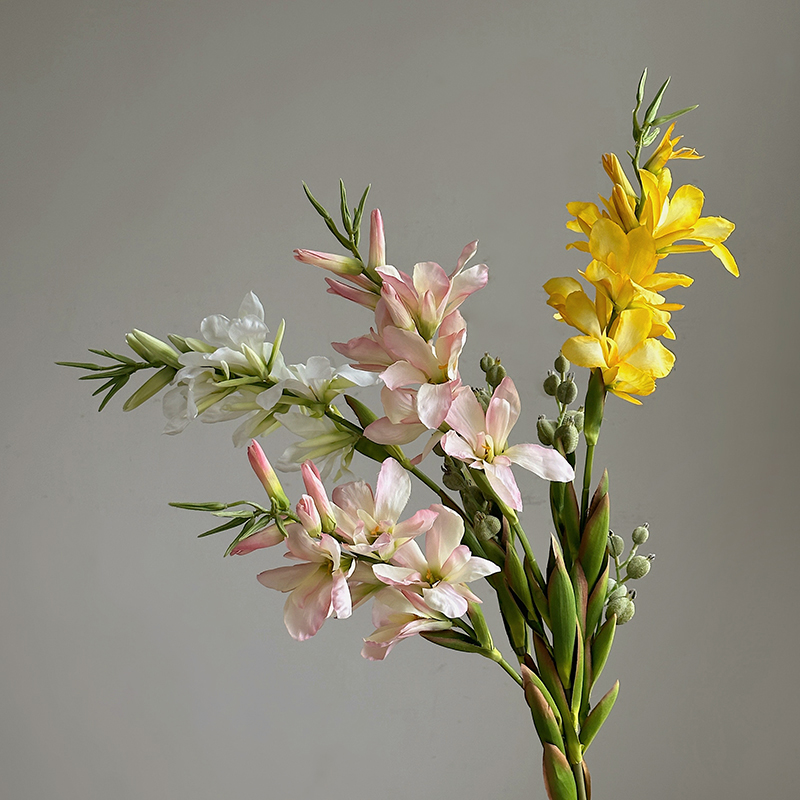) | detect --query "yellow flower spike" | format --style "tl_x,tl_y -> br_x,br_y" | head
602,154 -> 637,197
